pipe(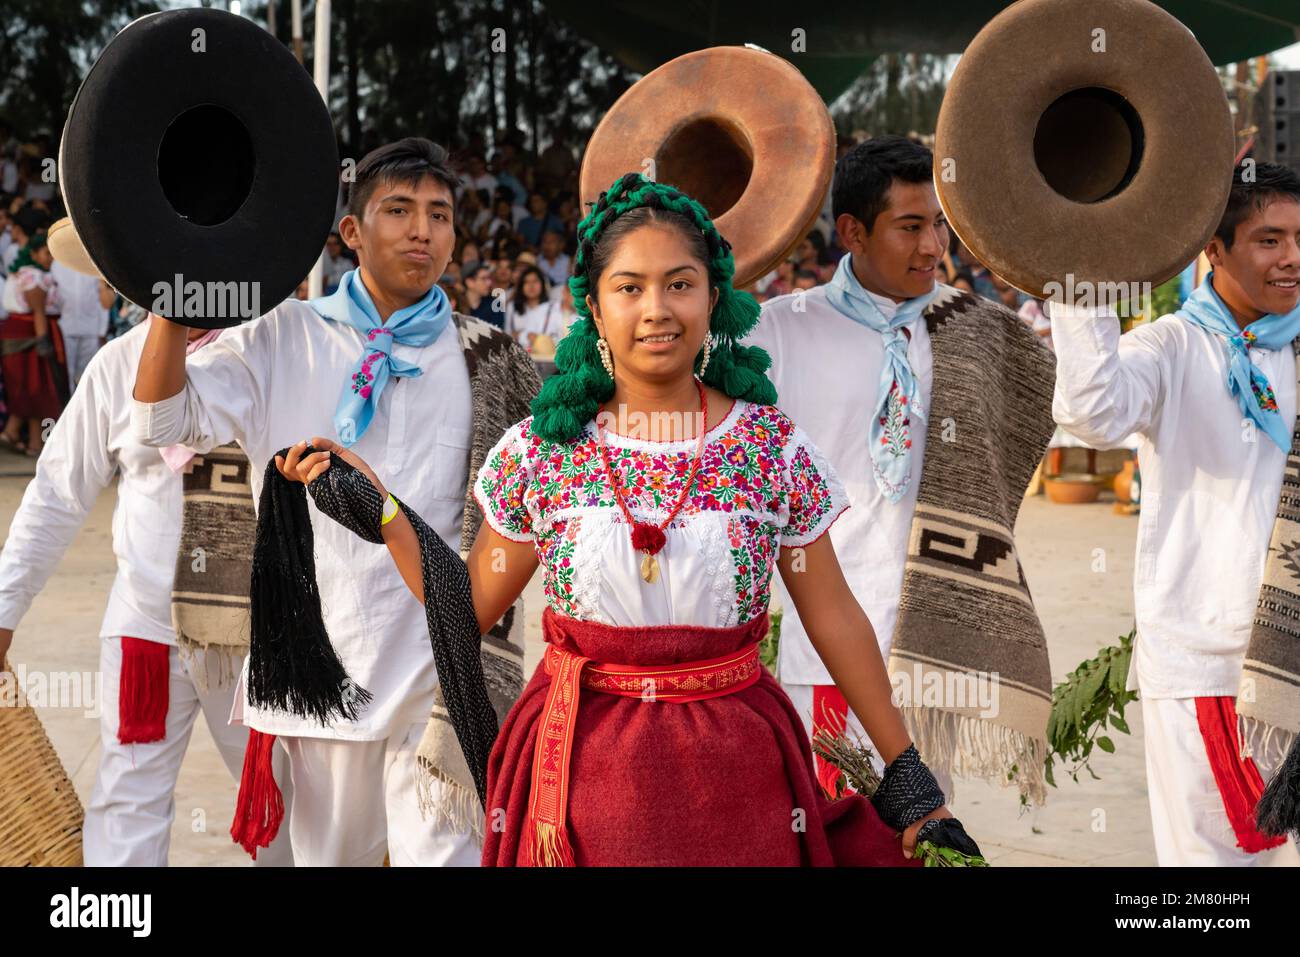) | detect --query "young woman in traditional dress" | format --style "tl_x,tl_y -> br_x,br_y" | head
276,174 -> 981,866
